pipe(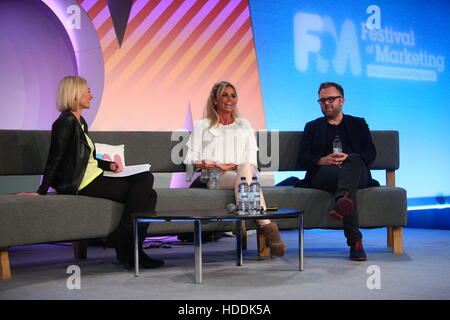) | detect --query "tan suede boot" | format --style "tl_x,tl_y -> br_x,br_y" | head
259,222 -> 287,257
